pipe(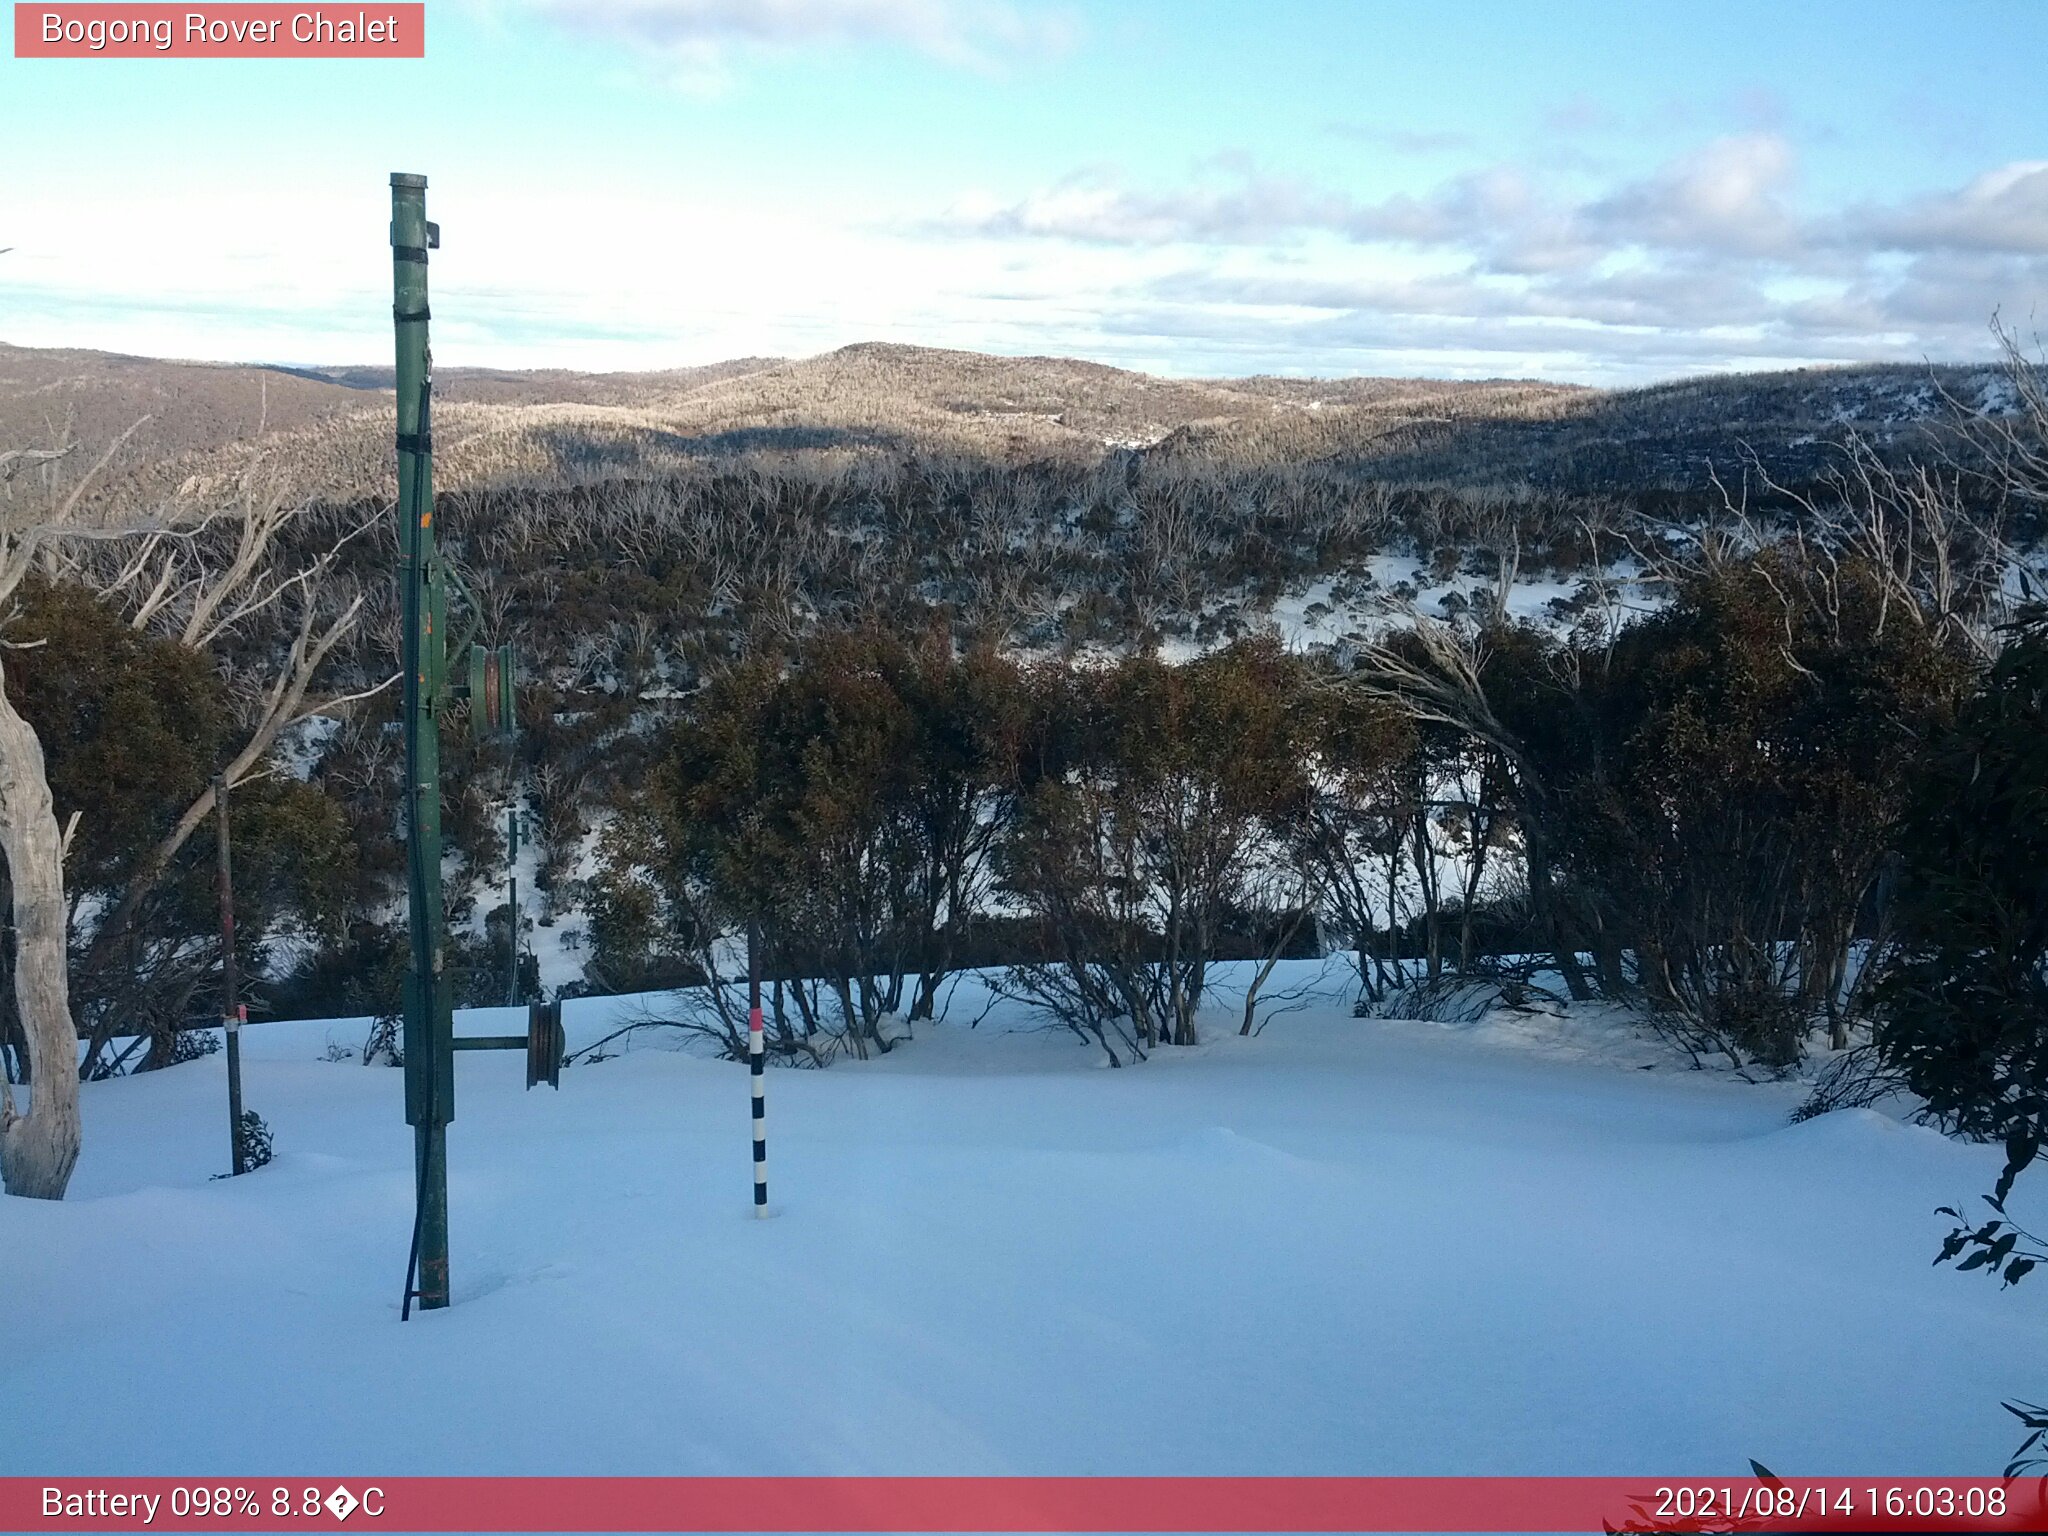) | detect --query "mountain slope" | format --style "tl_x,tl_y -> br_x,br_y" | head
0,337 -> 2010,512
